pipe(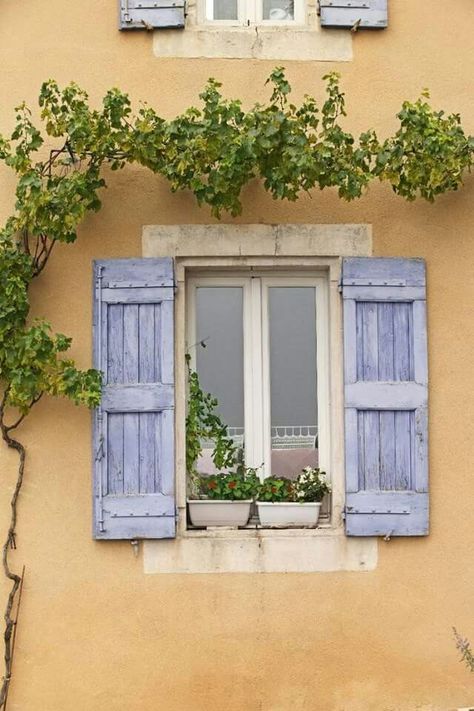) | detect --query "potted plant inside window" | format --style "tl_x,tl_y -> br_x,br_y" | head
186,354 -> 259,527
188,468 -> 260,527
256,467 -> 331,527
